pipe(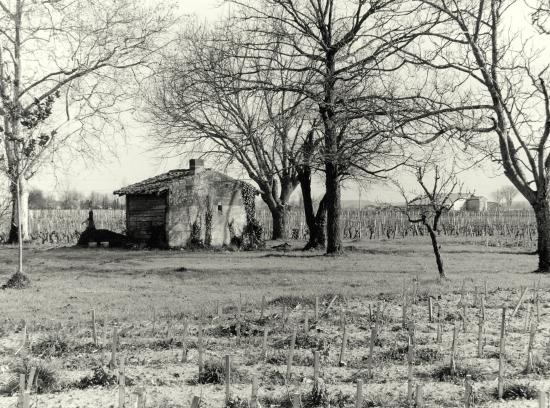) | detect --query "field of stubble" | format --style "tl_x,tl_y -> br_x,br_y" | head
0,238 -> 548,408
